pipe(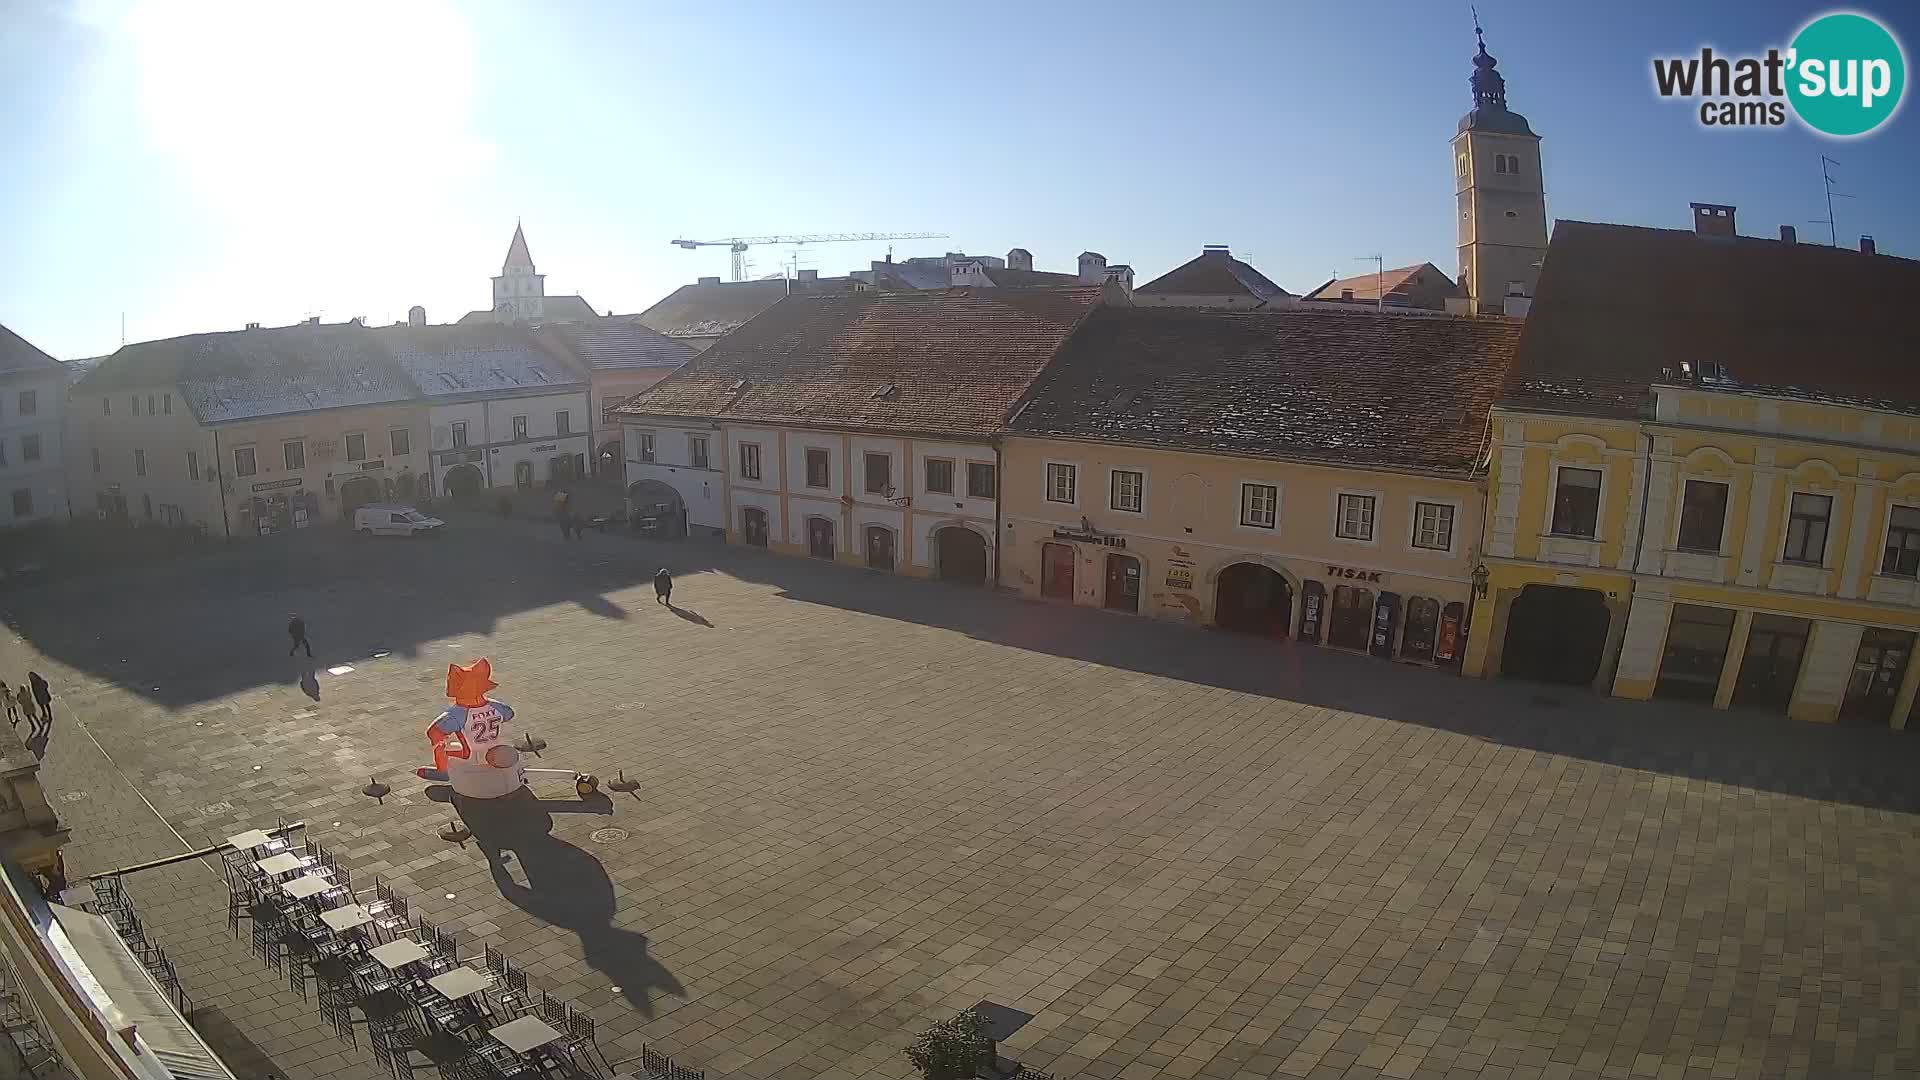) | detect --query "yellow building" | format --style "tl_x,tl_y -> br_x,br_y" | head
1464,214 -> 1920,727
1002,306 -> 1521,663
